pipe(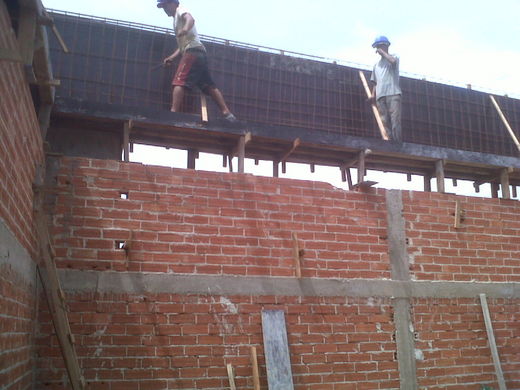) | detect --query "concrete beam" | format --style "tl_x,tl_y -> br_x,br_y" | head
57,270 -> 520,299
